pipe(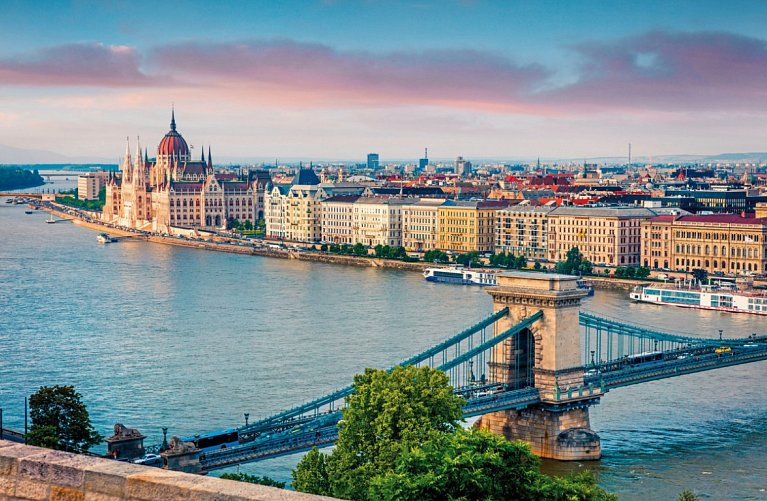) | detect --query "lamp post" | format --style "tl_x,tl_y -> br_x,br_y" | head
244,413 -> 250,427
